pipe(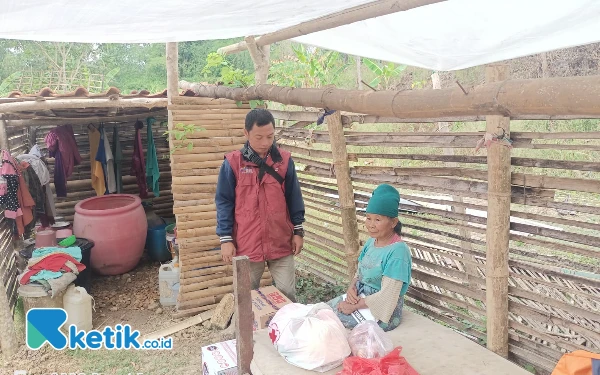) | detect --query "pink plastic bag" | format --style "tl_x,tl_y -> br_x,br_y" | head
337,347 -> 420,375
